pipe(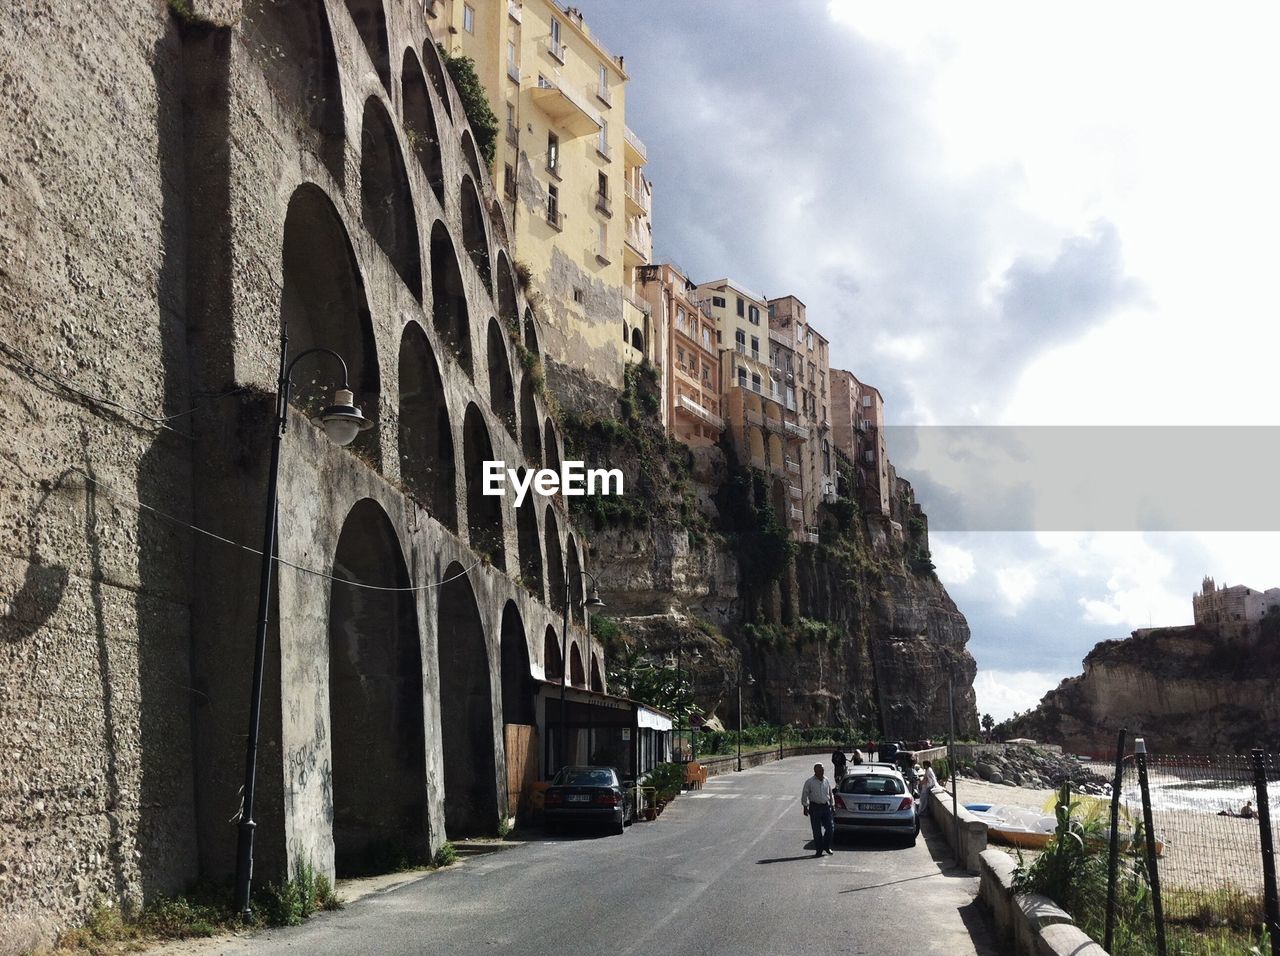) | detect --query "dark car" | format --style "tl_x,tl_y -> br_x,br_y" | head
543,766 -> 631,835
